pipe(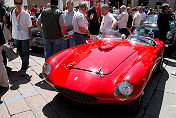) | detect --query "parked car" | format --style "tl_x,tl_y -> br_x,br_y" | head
42,31 -> 164,113
31,15 -> 44,48
136,14 -> 176,47
31,26 -> 43,47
